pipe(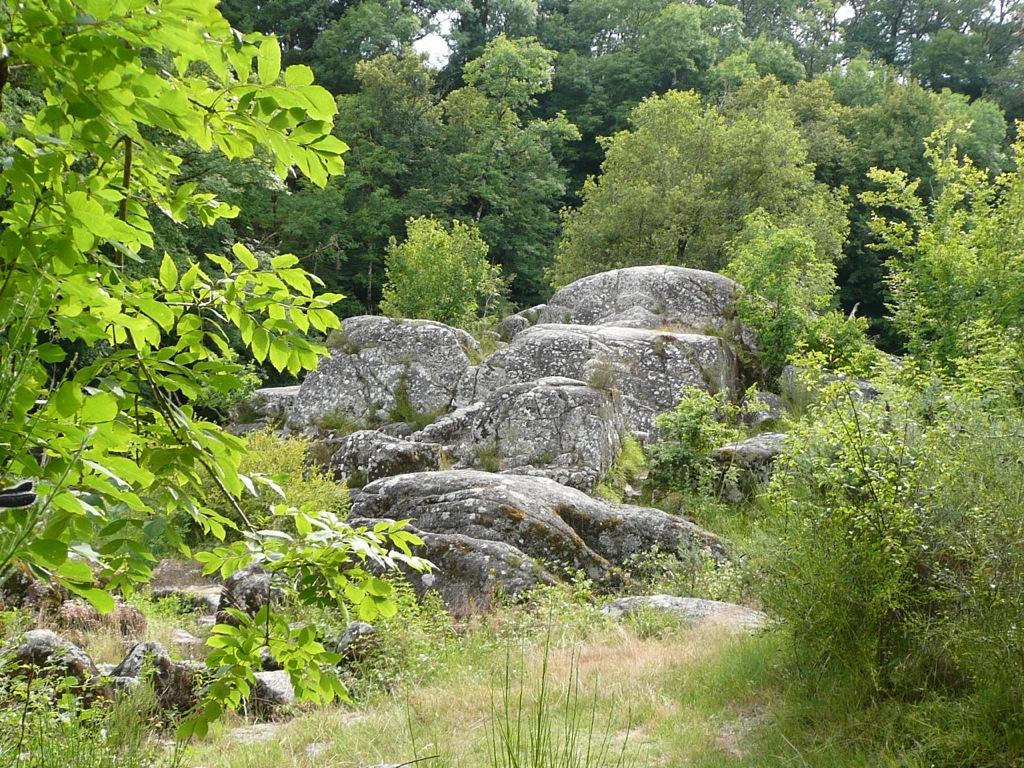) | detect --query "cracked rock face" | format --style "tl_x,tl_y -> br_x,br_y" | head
349,520 -> 560,616
329,429 -> 444,485
536,265 -> 742,333
350,471 -> 727,614
287,316 -> 480,431
457,325 -> 739,438
466,377 -> 628,492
